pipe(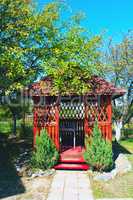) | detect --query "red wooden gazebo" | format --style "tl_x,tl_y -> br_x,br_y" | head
25,76 -> 125,169
26,76 -> 125,169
